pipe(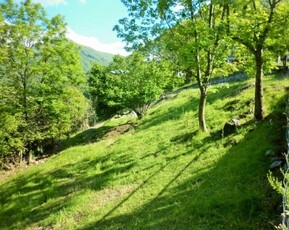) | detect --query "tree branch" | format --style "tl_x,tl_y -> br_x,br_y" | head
232,36 -> 256,53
